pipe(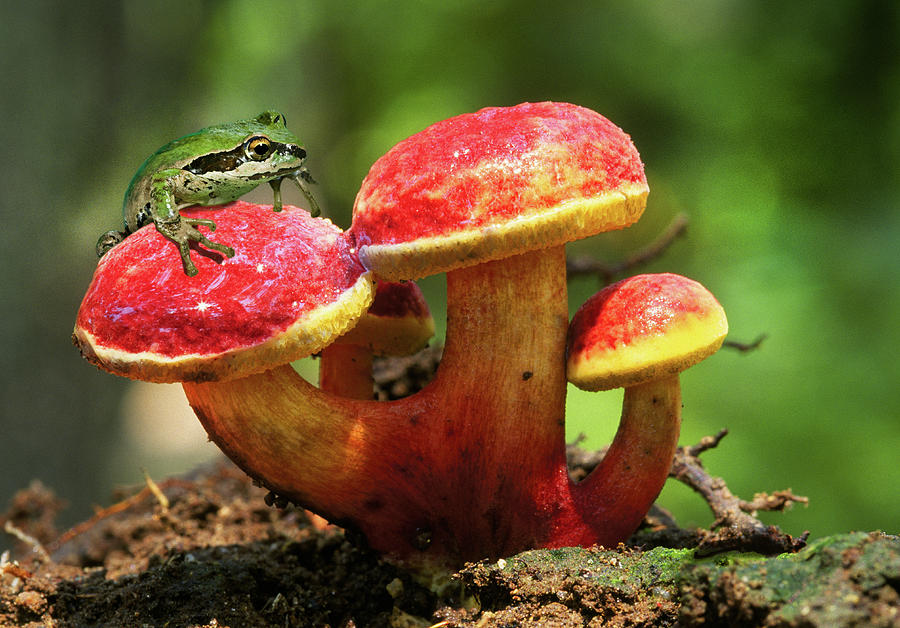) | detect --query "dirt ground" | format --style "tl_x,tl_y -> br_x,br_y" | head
2,350 -> 898,626
2,458 -> 898,627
